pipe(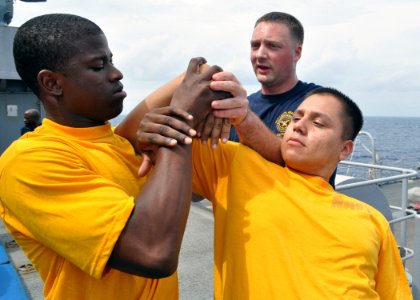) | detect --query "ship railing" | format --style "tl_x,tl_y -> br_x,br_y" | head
343,131 -> 379,179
